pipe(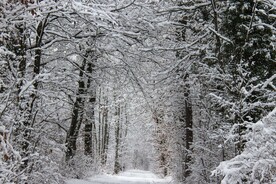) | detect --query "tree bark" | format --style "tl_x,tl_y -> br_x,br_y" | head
84,62 -> 95,156
153,110 -> 169,177
184,78 -> 193,178
114,105 -> 121,174
102,97 -> 109,165
65,58 -> 86,161
211,0 -> 221,56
